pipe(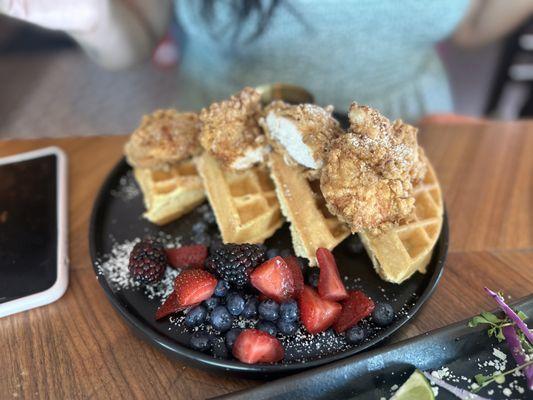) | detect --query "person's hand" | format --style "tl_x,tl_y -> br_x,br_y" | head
0,0 -> 105,32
